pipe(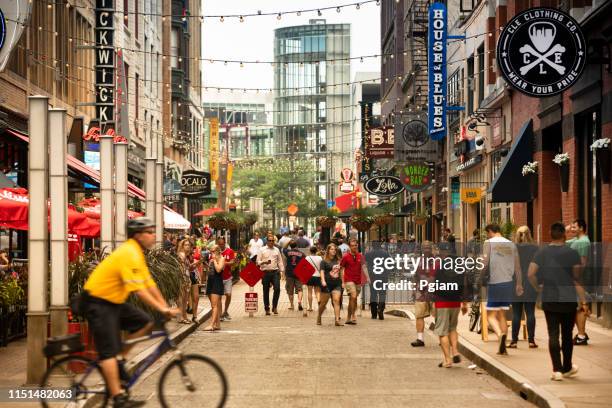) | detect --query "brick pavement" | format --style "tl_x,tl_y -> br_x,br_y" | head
130,281 -> 531,408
